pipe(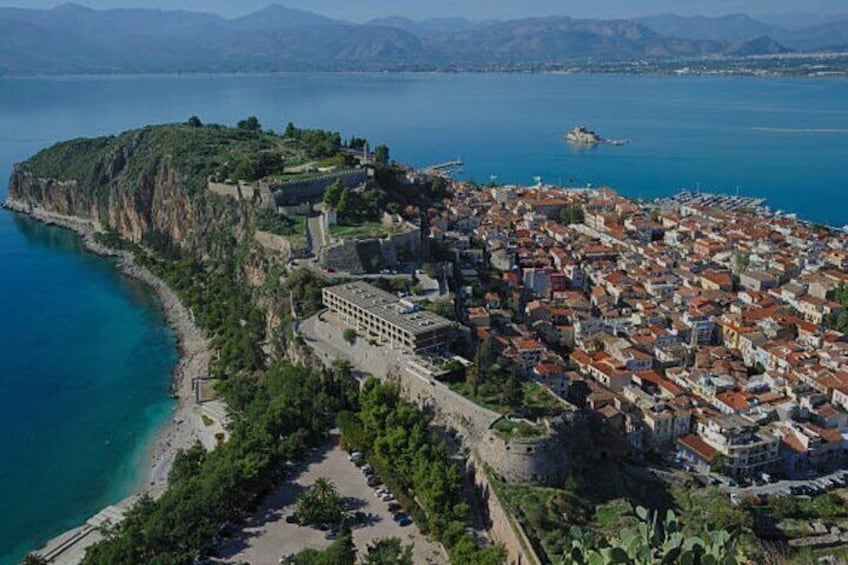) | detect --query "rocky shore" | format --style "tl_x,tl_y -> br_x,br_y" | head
3,198 -> 217,559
